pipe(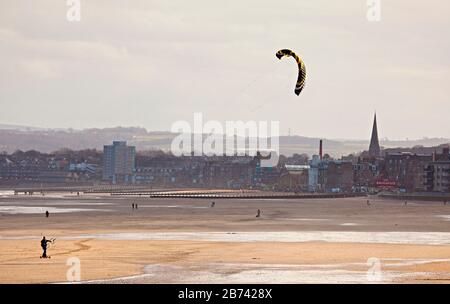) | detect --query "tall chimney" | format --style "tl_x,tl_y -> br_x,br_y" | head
319,139 -> 323,160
